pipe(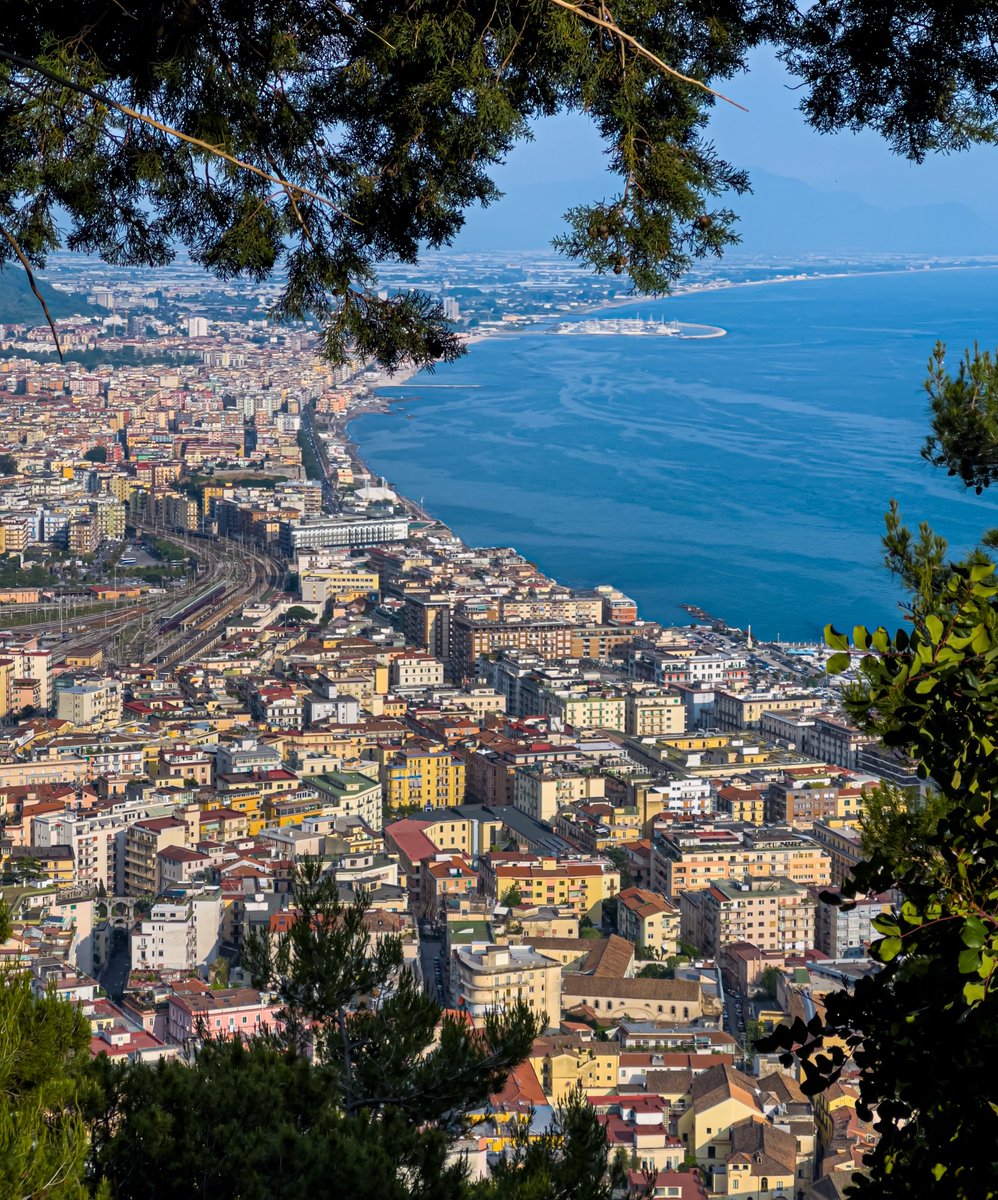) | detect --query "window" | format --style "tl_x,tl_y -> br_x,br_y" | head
761,1179 -> 769,1192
